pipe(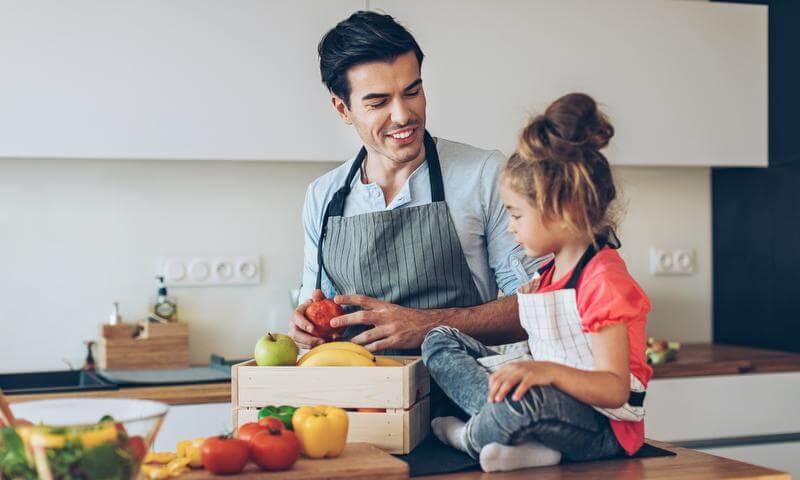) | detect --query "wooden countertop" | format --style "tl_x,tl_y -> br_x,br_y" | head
7,343 -> 800,406
651,343 -> 800,379
423,440 -> 789,480
6,382 -> 230,406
